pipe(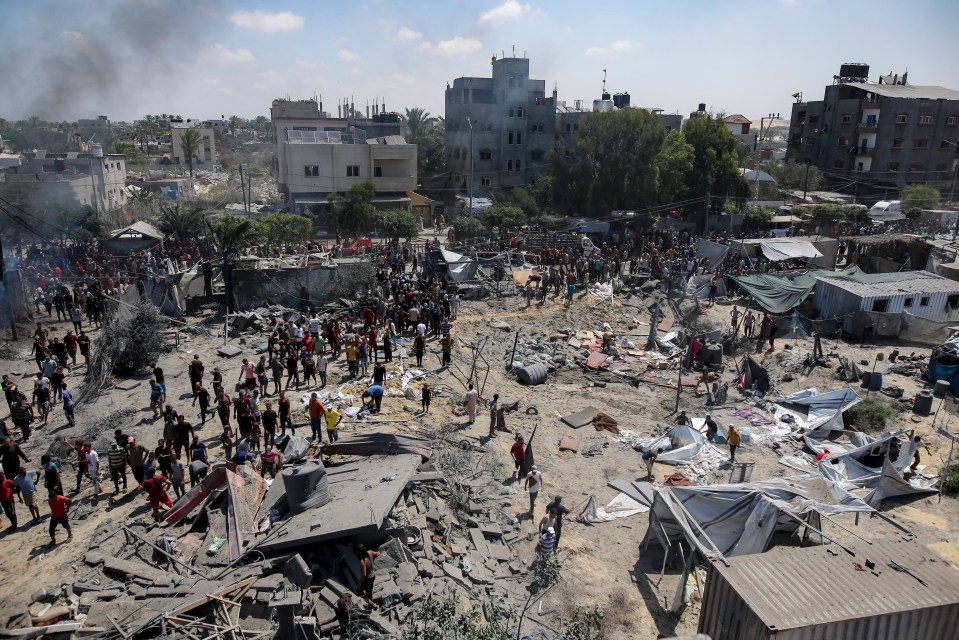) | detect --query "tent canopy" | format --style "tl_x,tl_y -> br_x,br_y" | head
758,240 -> 823,261
776,387 -> 861,437
731,265 -> 862,313
109,220 -> 163,241
438,248 -> 479,282
637,425 -> 707,463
